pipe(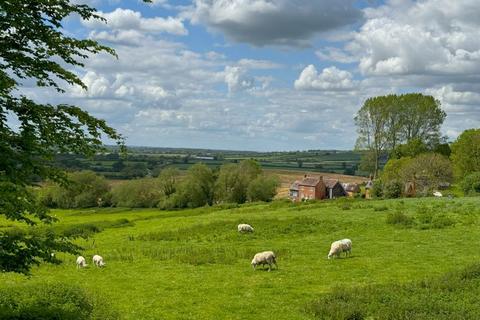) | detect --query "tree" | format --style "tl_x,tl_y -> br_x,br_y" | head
39,171 -> 111,208
1,1 -> 124,273
355,94 -> 446,178
247,175 -> 279,202
390,138 -> 428,159
173,163 -> 215,208
214,160 -> 262,204
451,129 -> 480,178
158,167 -> 179,197
354,97 -> 390,178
